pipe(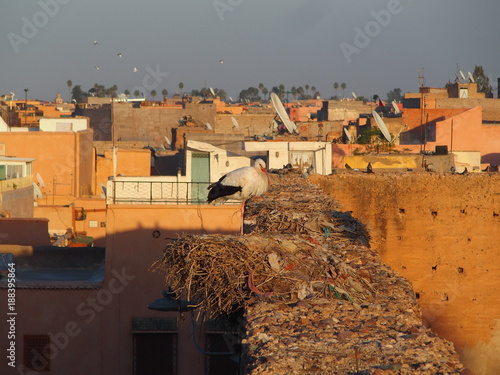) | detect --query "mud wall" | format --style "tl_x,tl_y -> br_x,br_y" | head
311,172 -> 500,375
